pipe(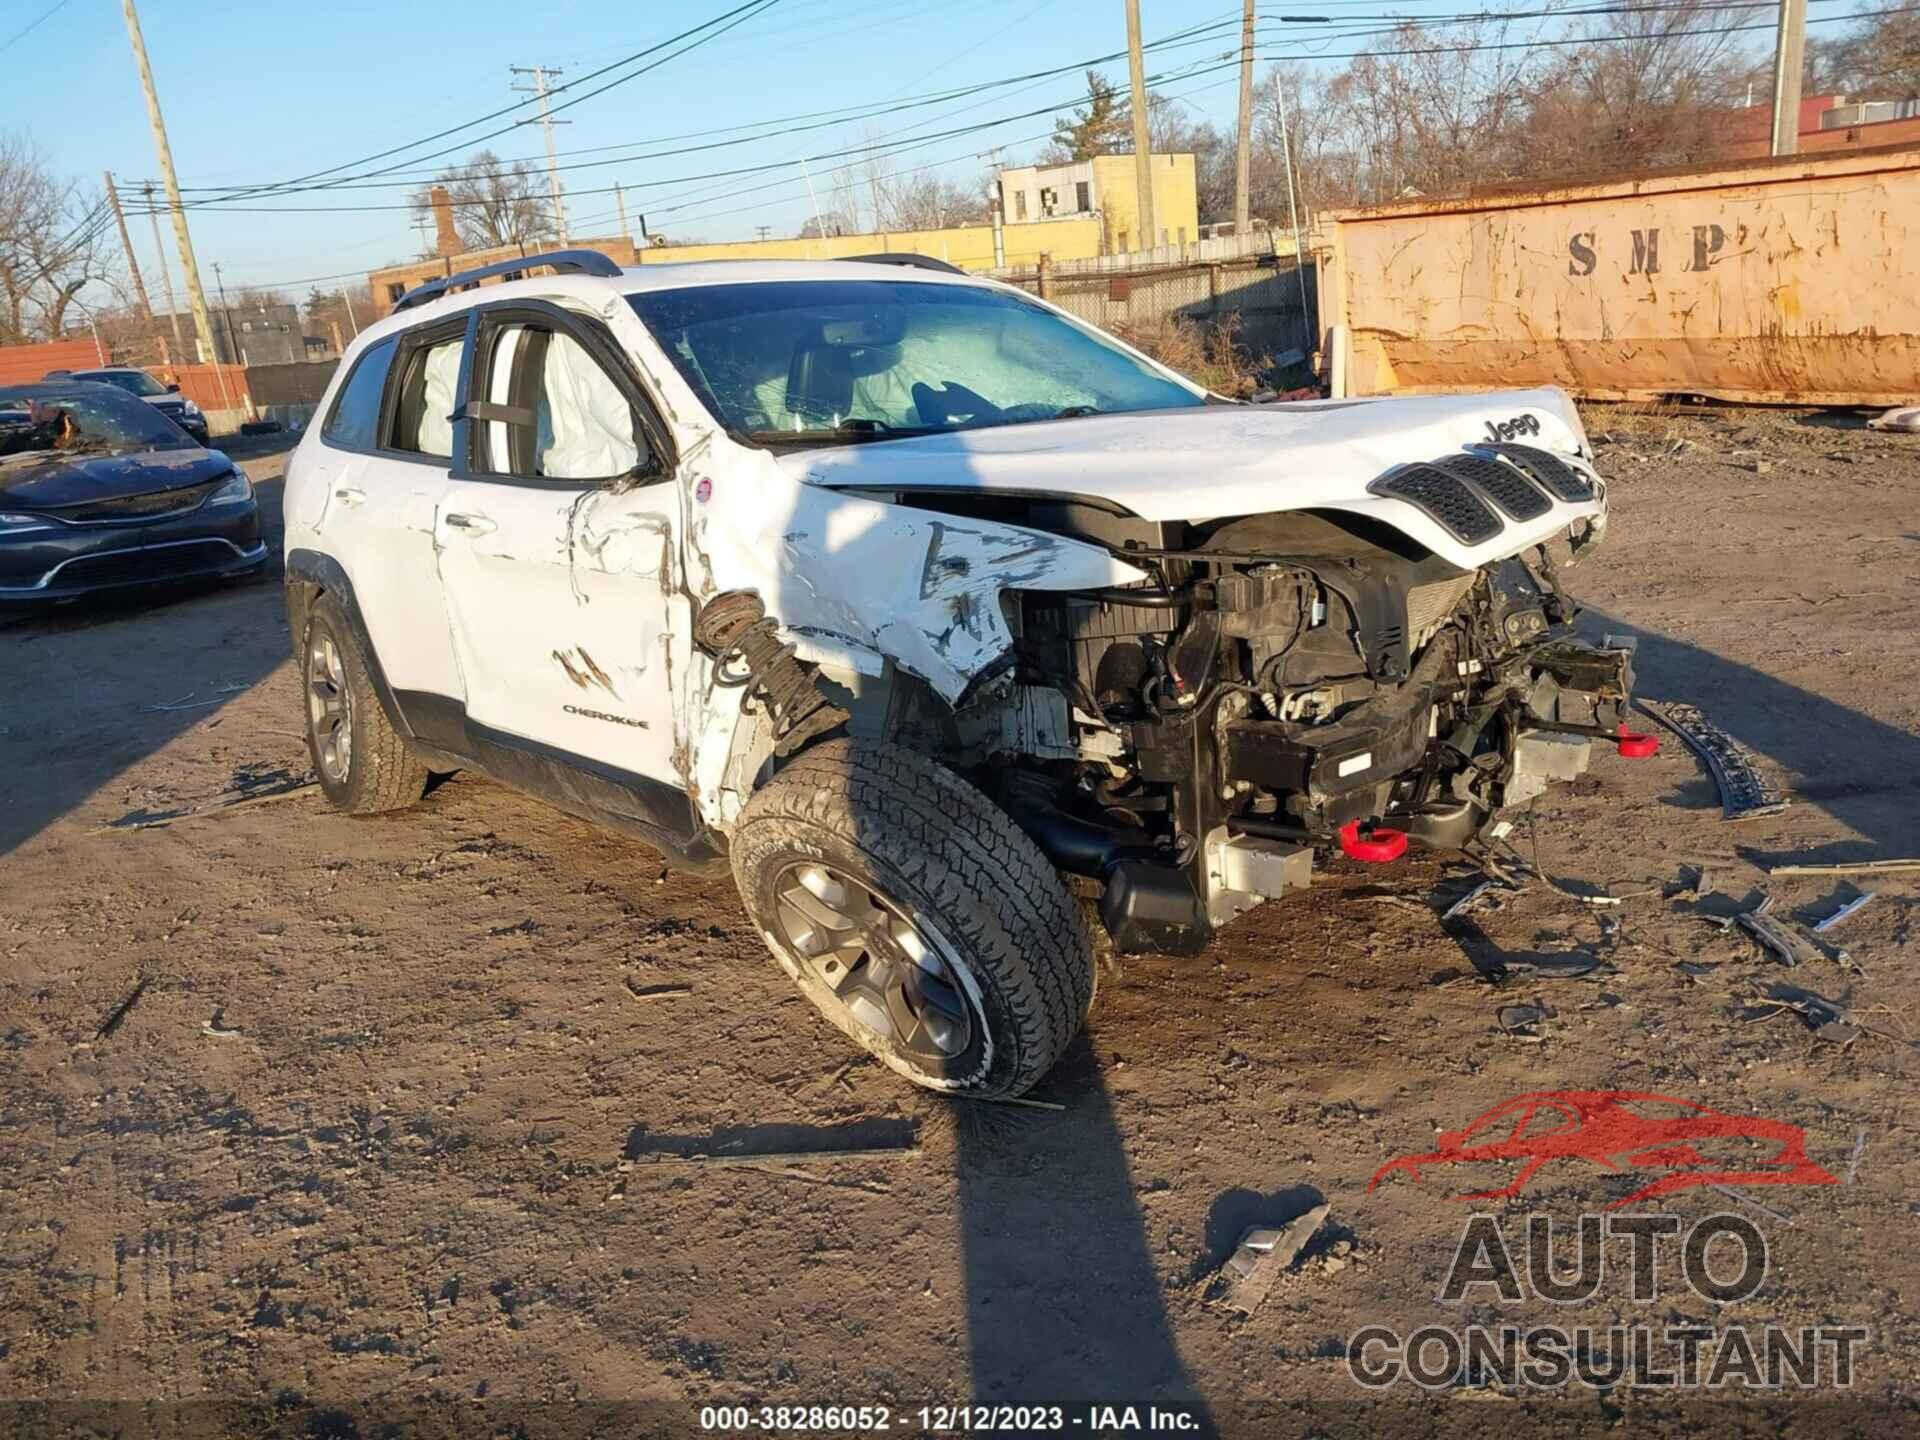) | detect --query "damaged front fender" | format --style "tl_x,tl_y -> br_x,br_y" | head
691,477 -> 1148,703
